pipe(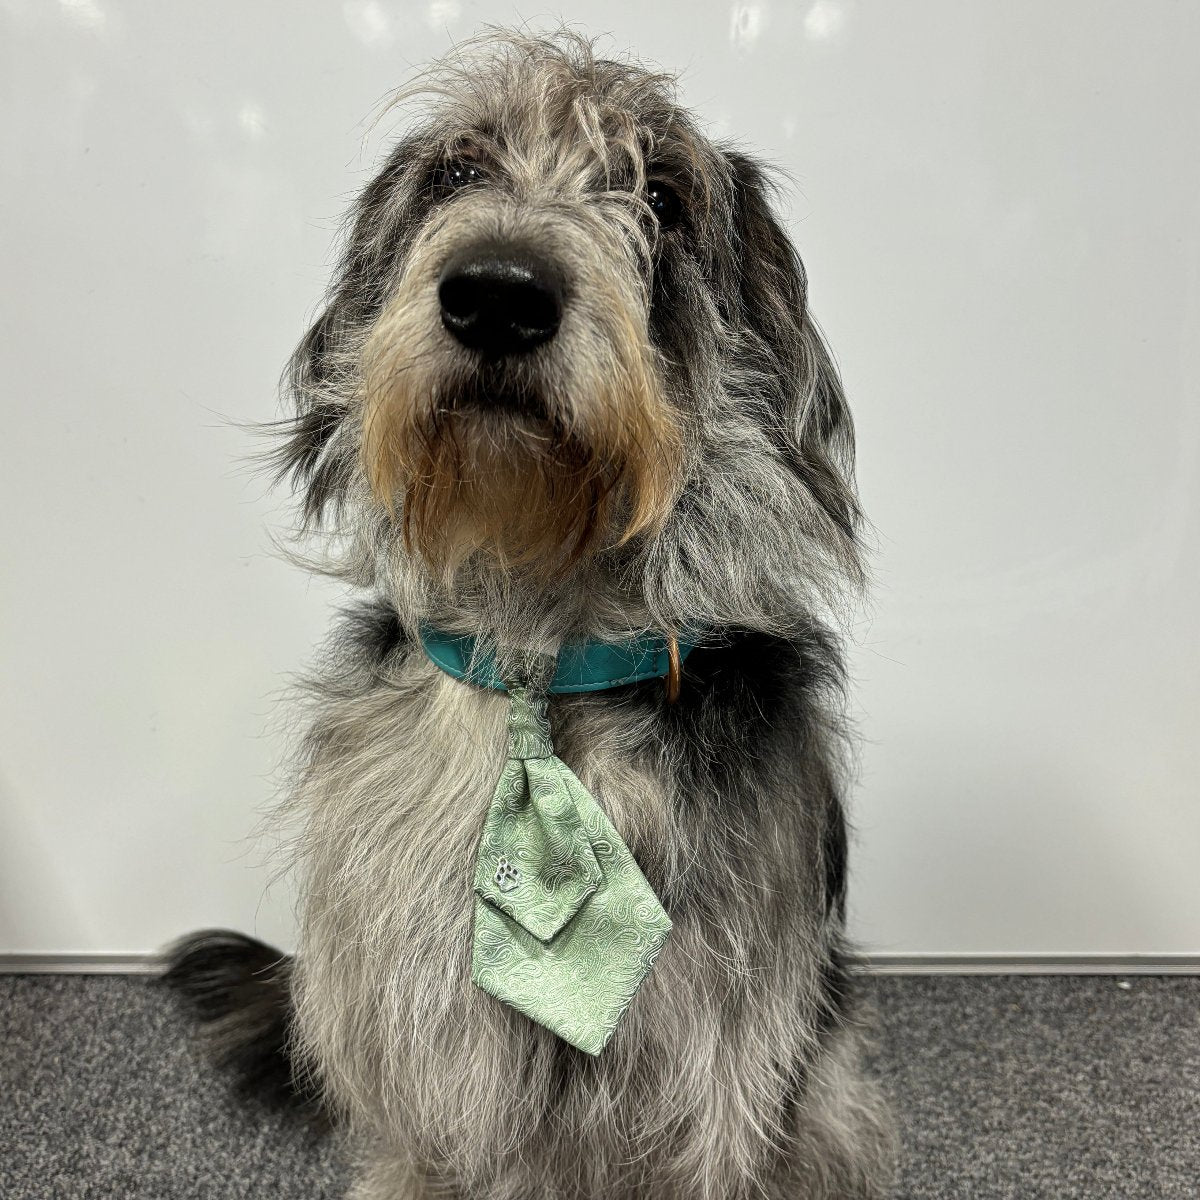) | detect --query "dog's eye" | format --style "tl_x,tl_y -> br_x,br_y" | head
646,181 -> 682,227
442,160 -> 485,190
